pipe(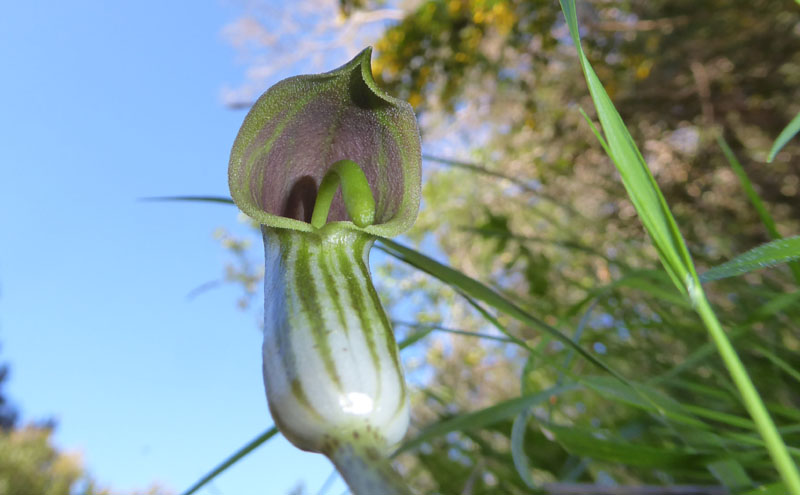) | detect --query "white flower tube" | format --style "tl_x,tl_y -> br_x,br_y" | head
261,225 -> 409,455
